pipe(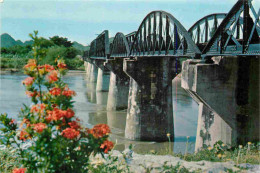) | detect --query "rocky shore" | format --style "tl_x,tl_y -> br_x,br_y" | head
90,150 -> 260,173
